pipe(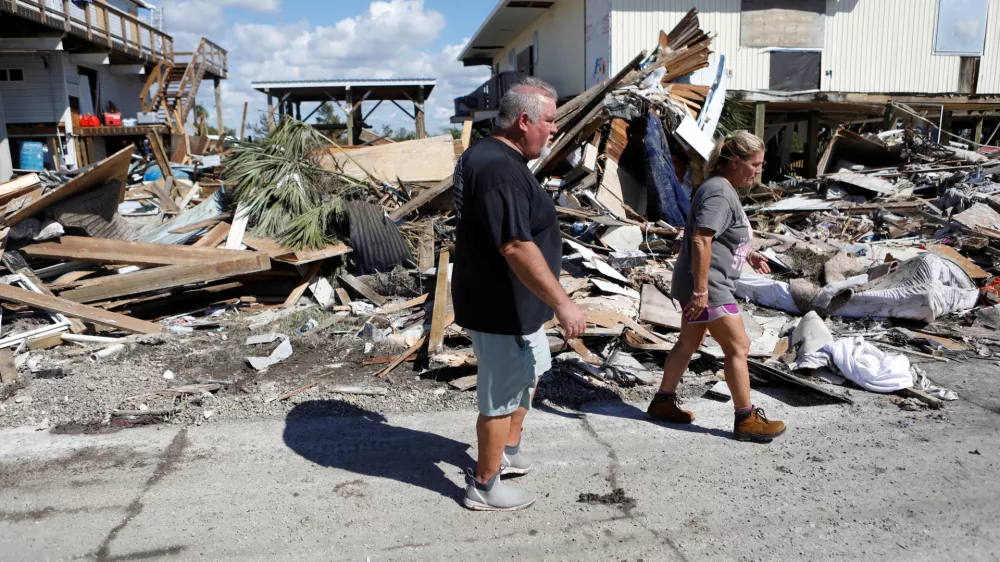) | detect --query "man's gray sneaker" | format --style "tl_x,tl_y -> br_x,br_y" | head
500,442 -> 534,477
463,469 -> 536,511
